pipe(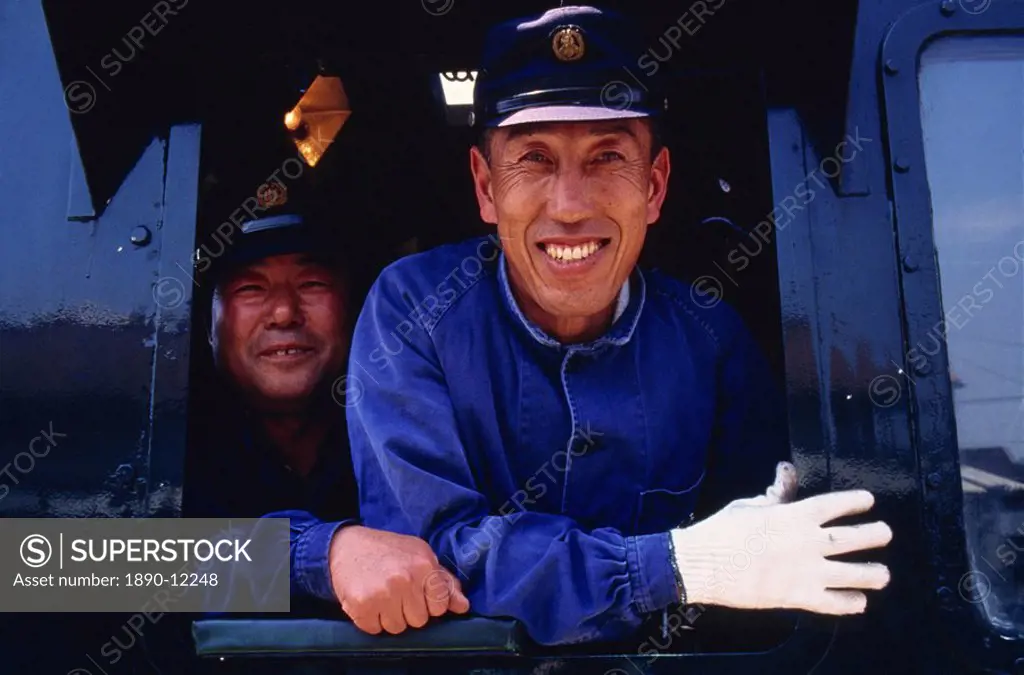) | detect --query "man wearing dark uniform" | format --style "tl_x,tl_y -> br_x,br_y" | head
185,200 -> 469,633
